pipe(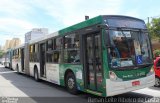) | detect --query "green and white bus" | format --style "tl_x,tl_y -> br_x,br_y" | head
9,15 -> 155,97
